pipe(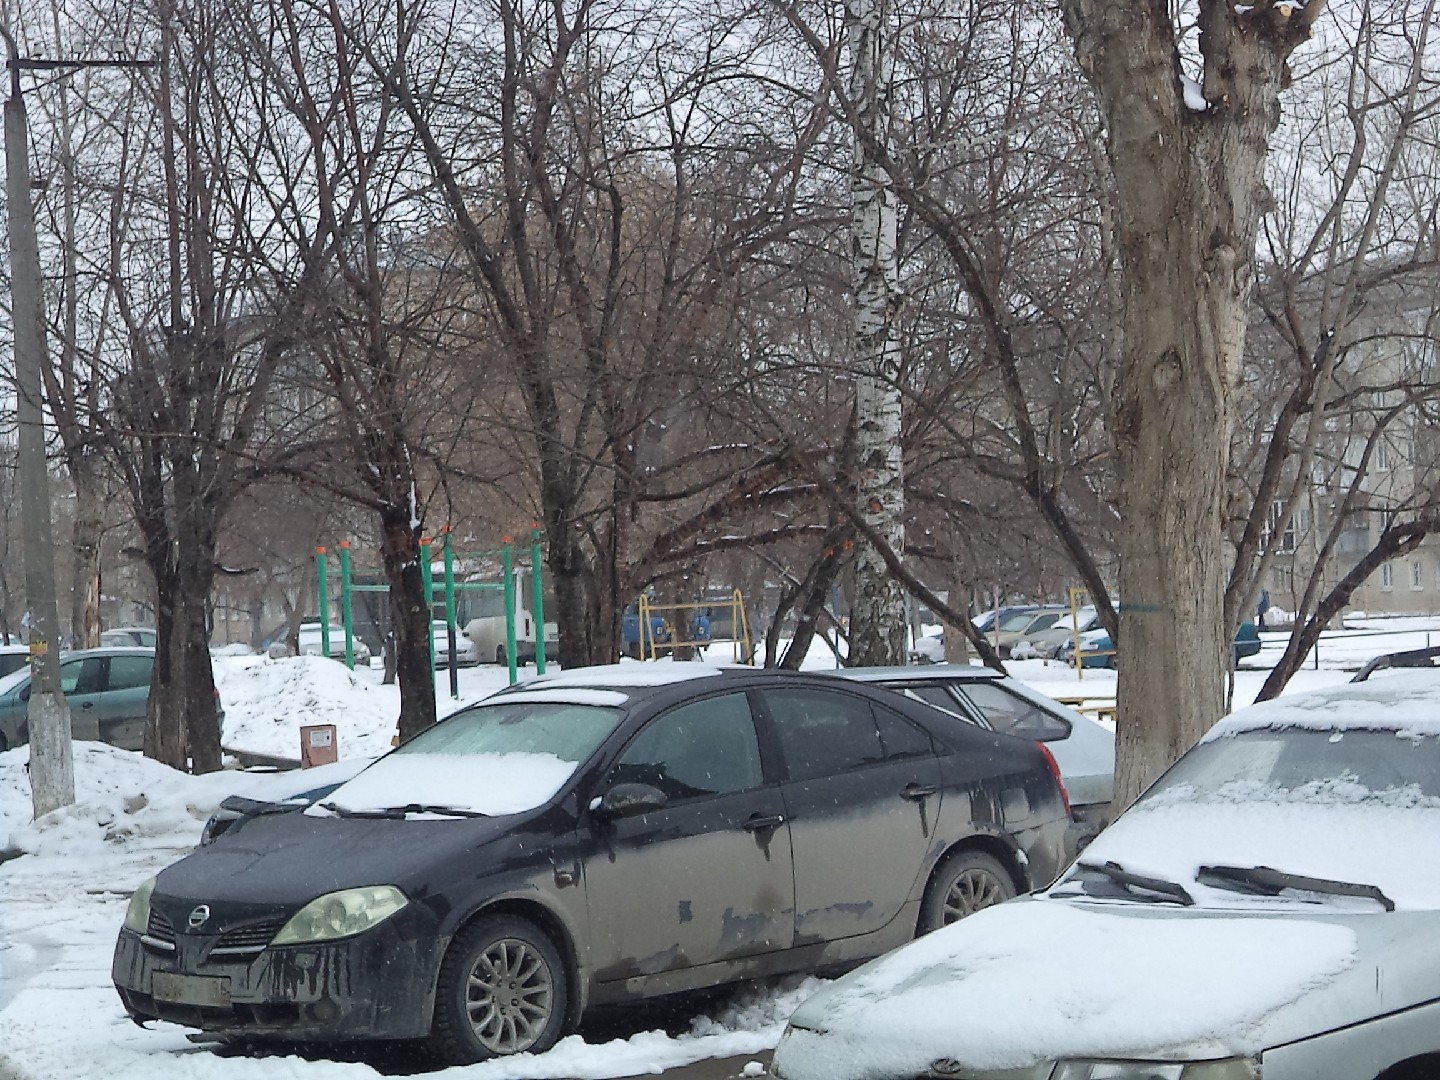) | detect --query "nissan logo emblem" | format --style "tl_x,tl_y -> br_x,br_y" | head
187,904 -> 211,930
